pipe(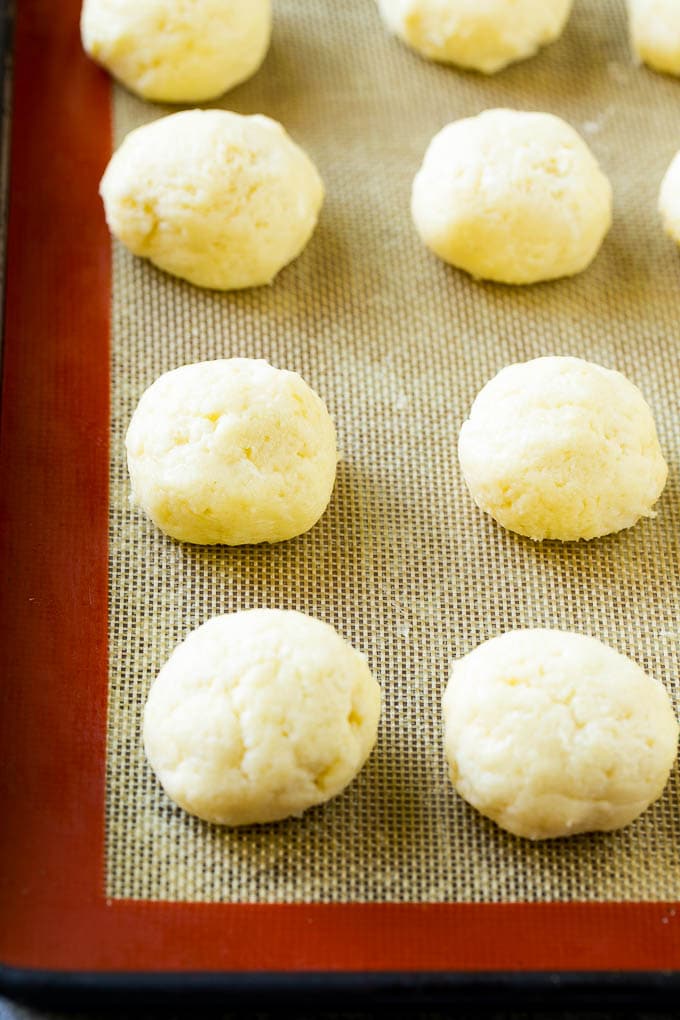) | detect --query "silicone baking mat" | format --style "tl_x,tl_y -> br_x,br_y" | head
1,0 -> 679,985
107,0 -> 680,904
